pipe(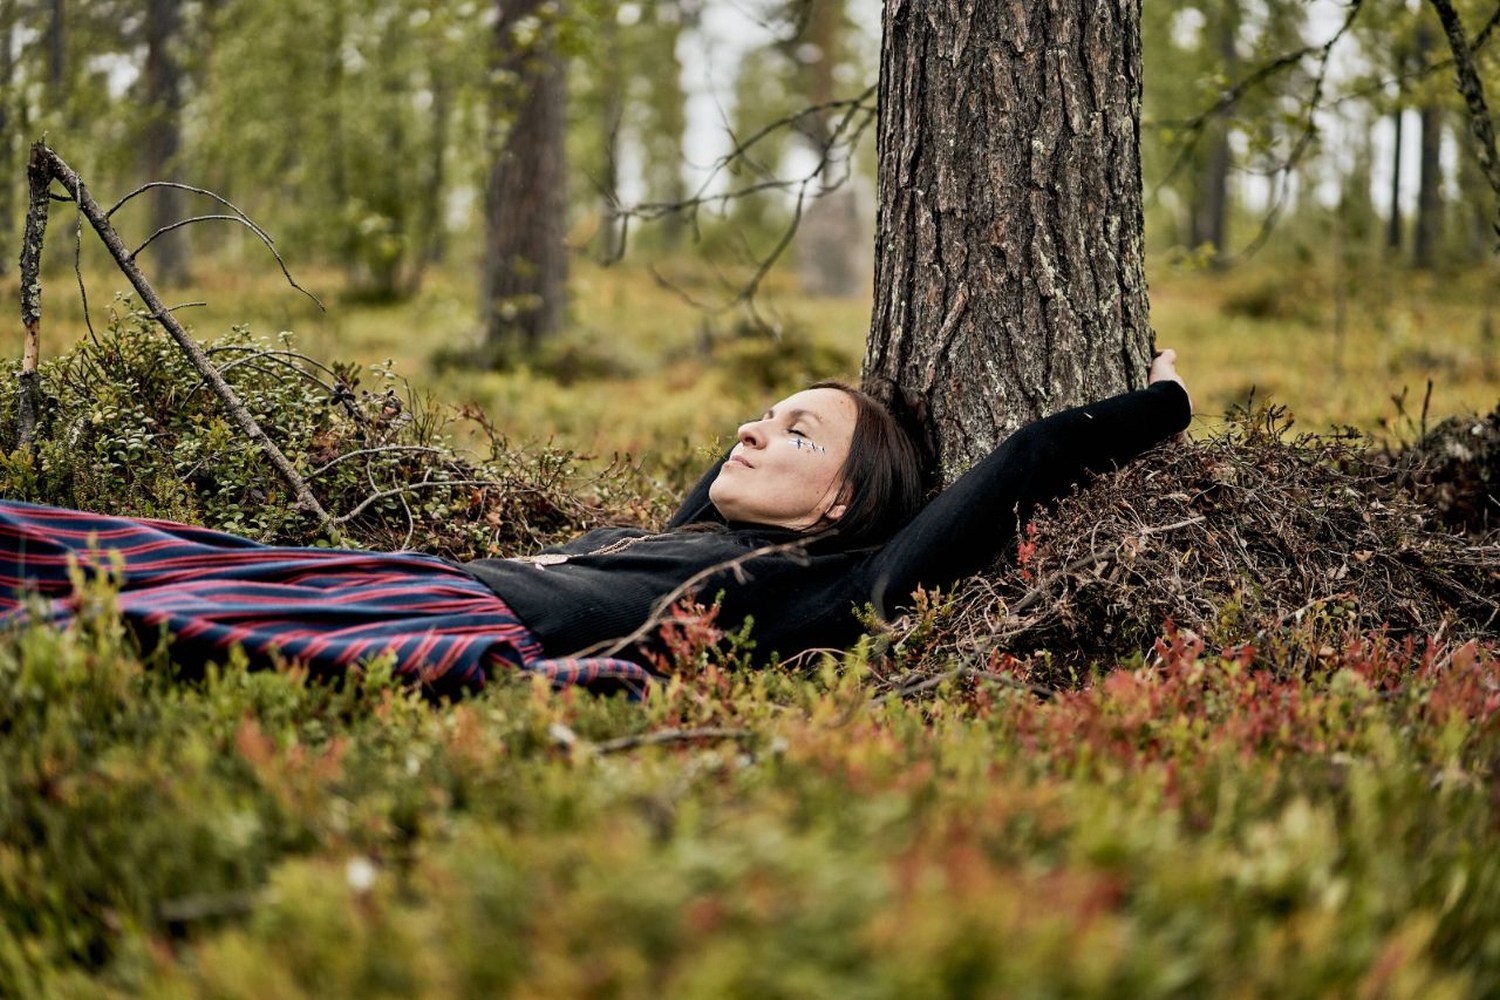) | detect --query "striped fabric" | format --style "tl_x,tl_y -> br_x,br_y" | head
0,501 -> 655,697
